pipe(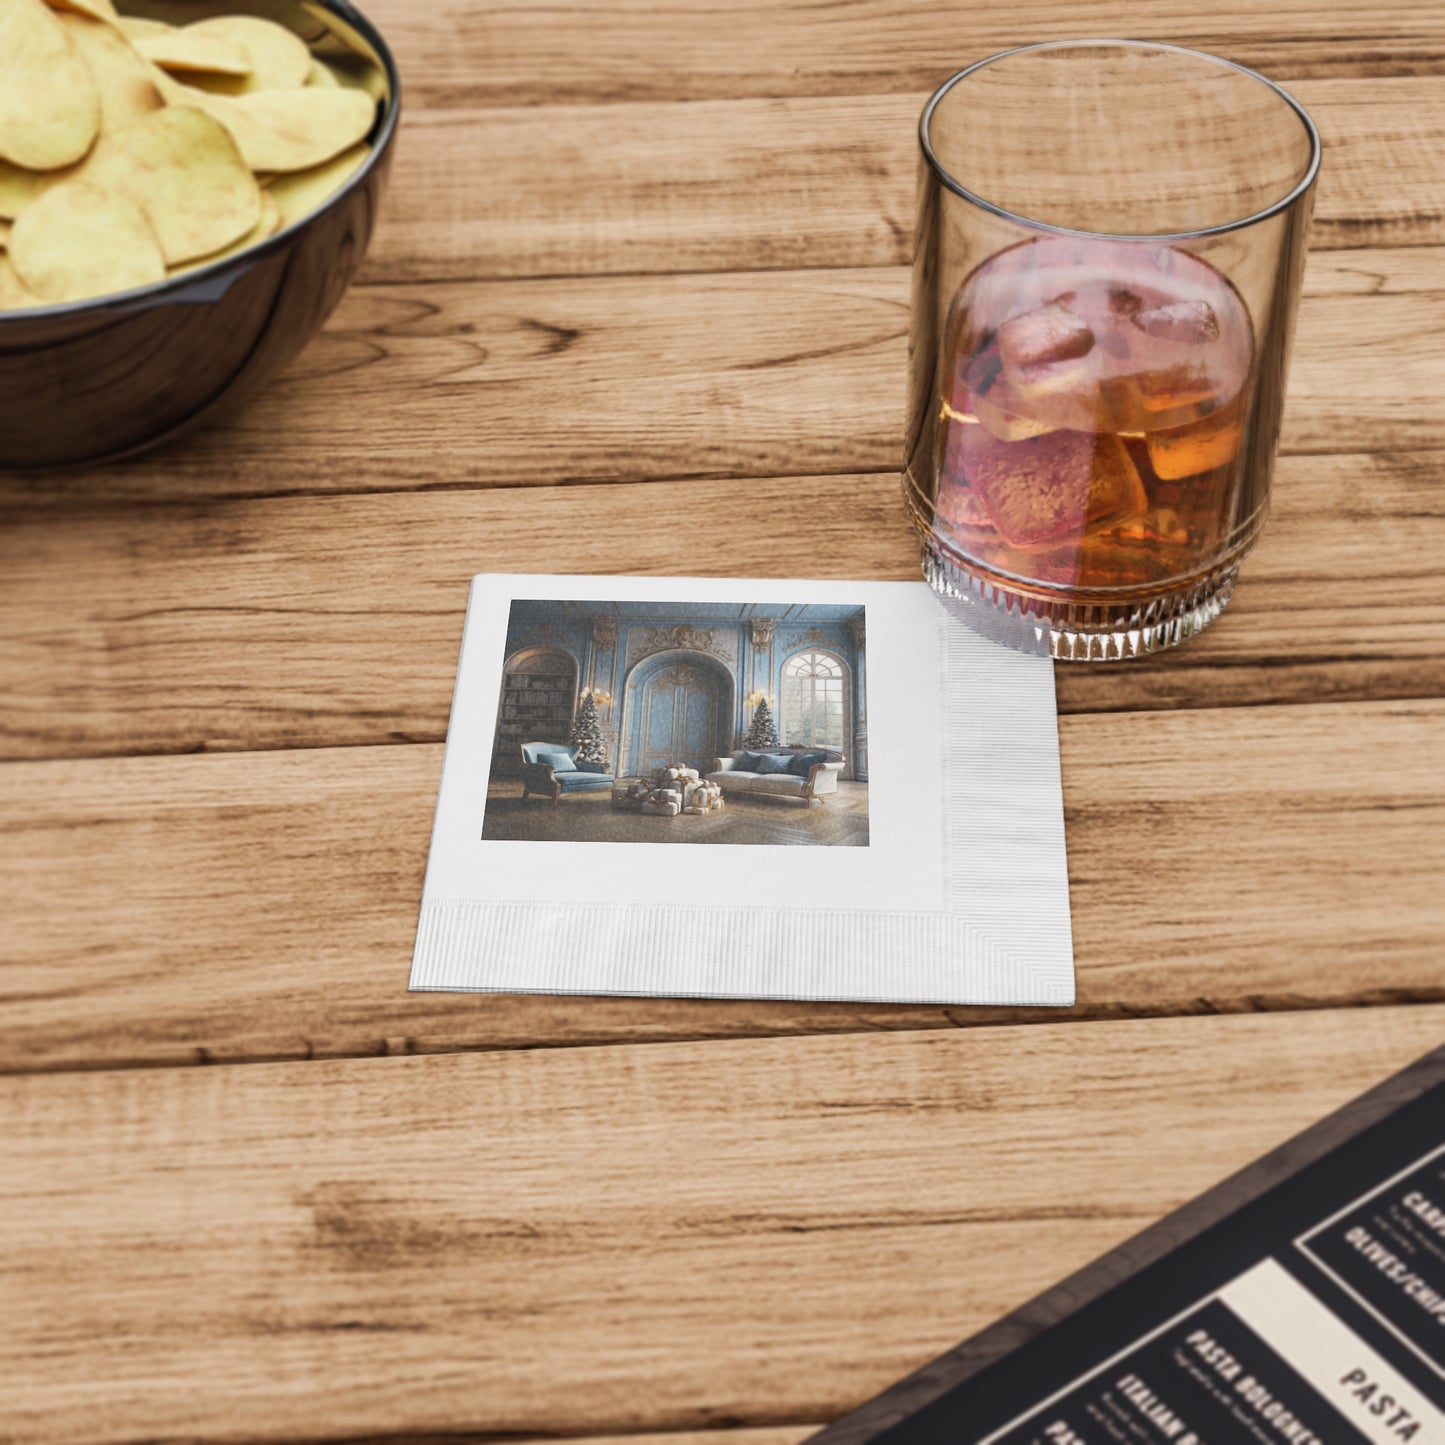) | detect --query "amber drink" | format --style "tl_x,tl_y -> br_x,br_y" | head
907,42 -> 1320,658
